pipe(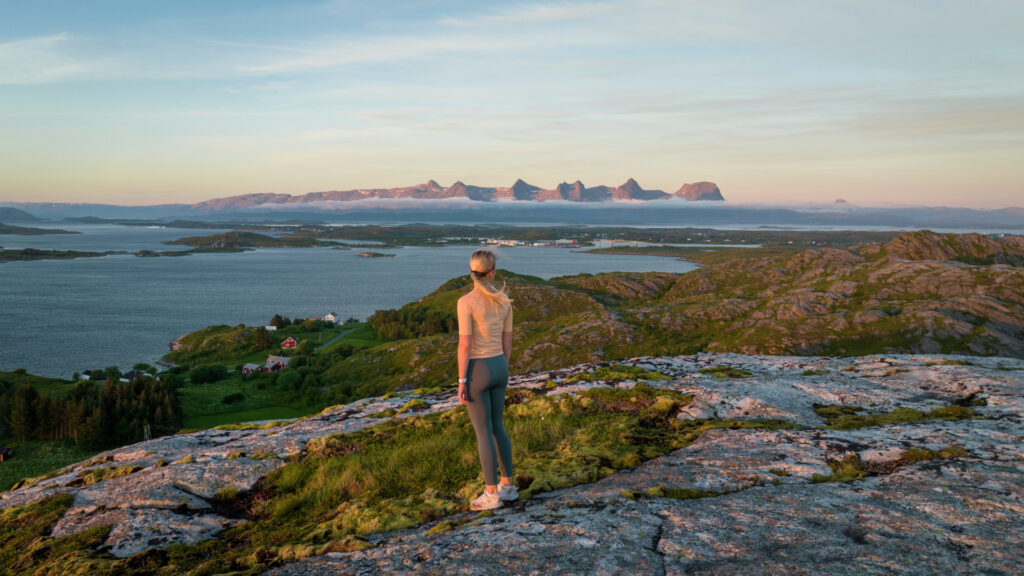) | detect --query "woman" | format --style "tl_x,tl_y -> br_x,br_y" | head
457,249 -> 517,510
